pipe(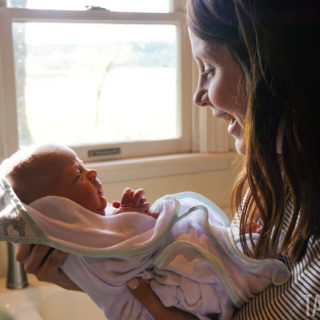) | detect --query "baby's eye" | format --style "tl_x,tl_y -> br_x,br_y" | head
72,170 -> 83,183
